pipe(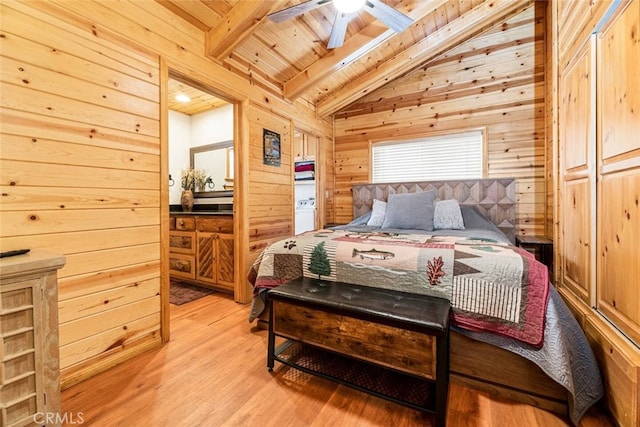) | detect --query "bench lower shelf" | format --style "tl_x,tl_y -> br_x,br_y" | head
270,339 -> 436,413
